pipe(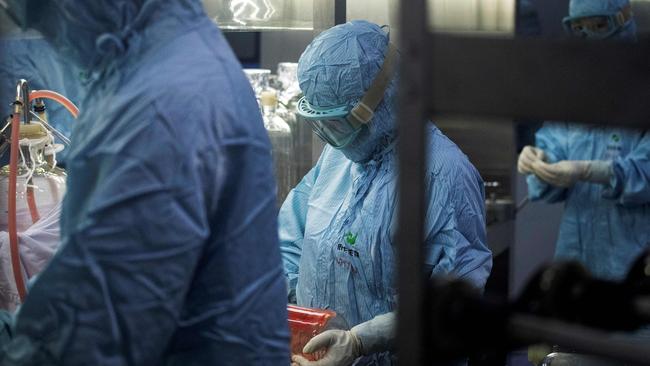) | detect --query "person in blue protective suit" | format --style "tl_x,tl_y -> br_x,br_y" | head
0,0 -> 290,365
279,21 -> 493,366
561,0 -> 636,40
518,0 -> 648,281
